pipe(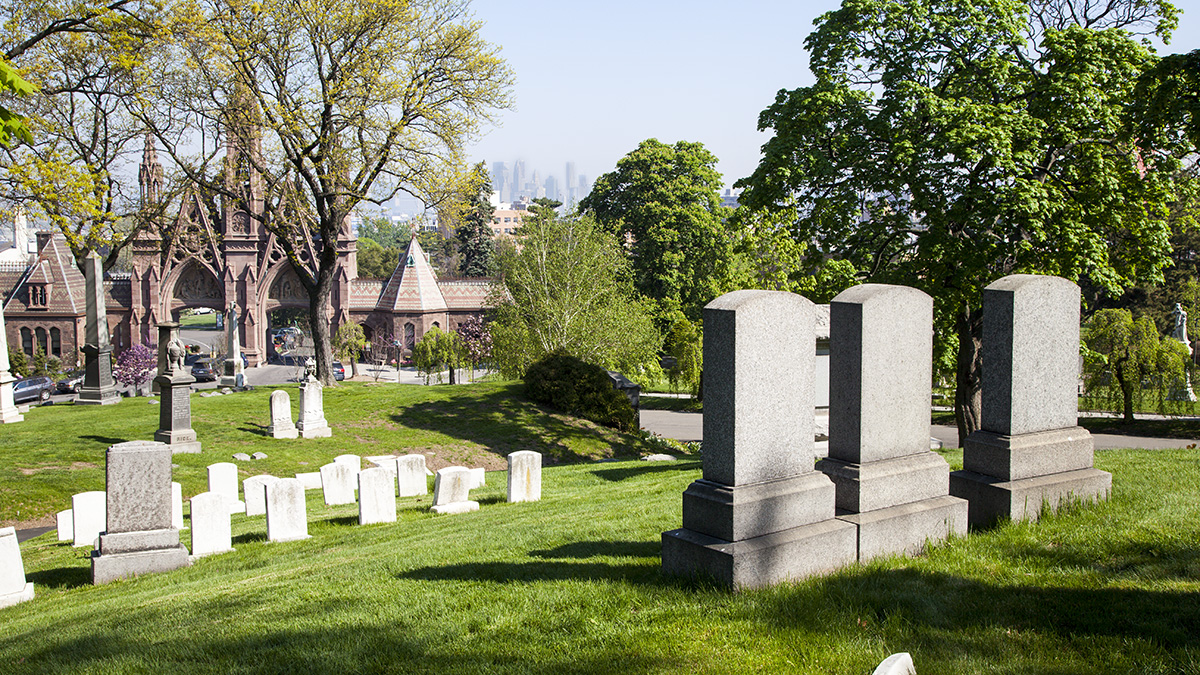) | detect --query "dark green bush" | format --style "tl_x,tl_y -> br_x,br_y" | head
524,350 -> 637,432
